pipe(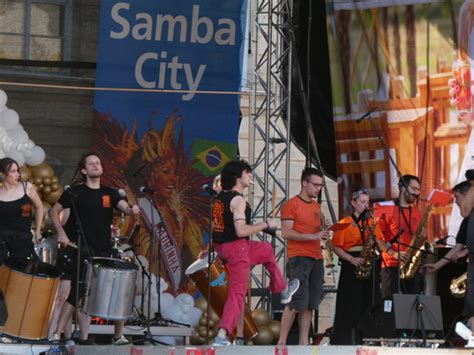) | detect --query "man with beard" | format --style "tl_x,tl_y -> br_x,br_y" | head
378,174 -> 425,297
49,152 -> 140,344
